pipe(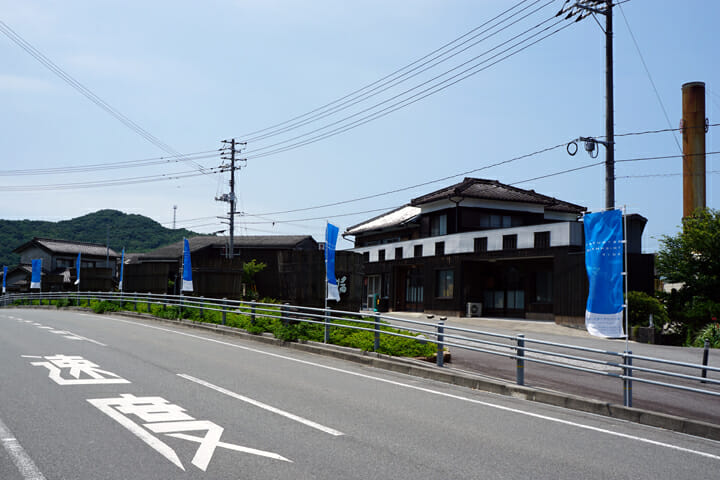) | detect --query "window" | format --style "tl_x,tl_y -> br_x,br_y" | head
430,214 -> 447,236
57,258 -> 73,268
436,269 -> 454,298
534,231 -> 551,249
378,249 -> 386,262
435,241 -> 445,256
414,245 -> 423,258
362,252 -> 370,262
507,290 -> 525,309
503,234 -> 517,250
395,247 -> 403,260
474,237 -> 488,253
536,271 -> 553,302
